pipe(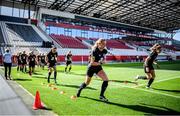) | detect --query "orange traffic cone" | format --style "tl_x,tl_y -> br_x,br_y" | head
33,91 -> 44,110
71,95 -> 77,100
52,87 -> 58,90
60,91 -> 65,94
